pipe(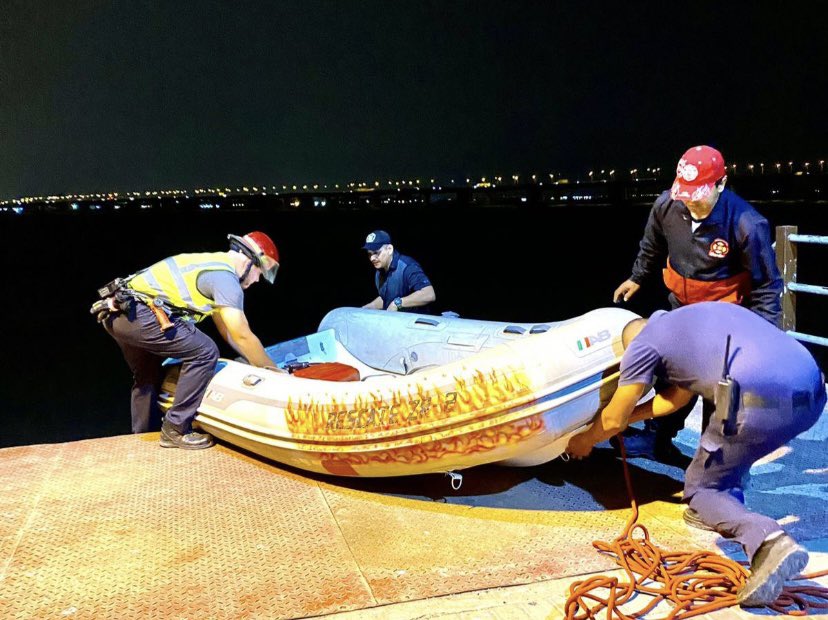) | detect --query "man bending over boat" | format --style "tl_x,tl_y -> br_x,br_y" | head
566,303 -> 825,607
611,145 -> 782,464
93,232 -> 285,449
361,230 -> 436,313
